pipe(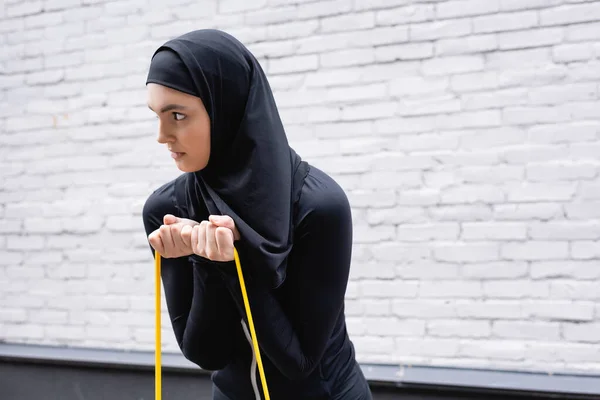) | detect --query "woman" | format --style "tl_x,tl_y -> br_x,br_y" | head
142,29 -> 372,400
